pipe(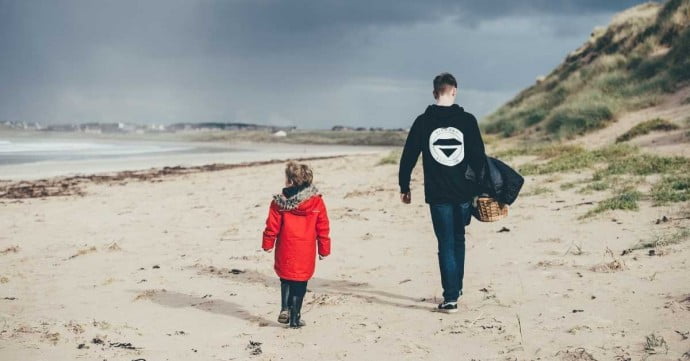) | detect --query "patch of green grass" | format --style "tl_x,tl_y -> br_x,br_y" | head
520,144 -> 690,179
522,186 -> 553,196
519,150 -> 595,175
581,189 -> 642,218
545,102 -> 615,138
377,150 -> 401,166
651,175 -> 690,204
483,117 -> 518,137
577,176 -> 643,194
595,153 -> 690,177
492,143 -> 582,160
560,182 -> 578,190
616,118 -> 679,142
519,144 -> 637,176
578,181 -> 610,194
534,144 -> 584,159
